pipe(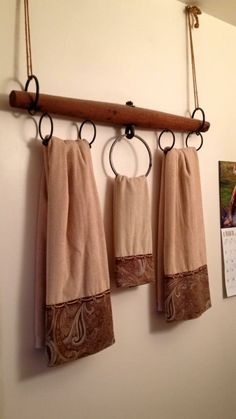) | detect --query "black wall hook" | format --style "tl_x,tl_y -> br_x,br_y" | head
125,101 -> 135,139
125,124 -> 135,139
